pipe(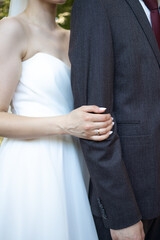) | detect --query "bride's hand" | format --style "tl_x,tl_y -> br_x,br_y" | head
65,105 -> 114,141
